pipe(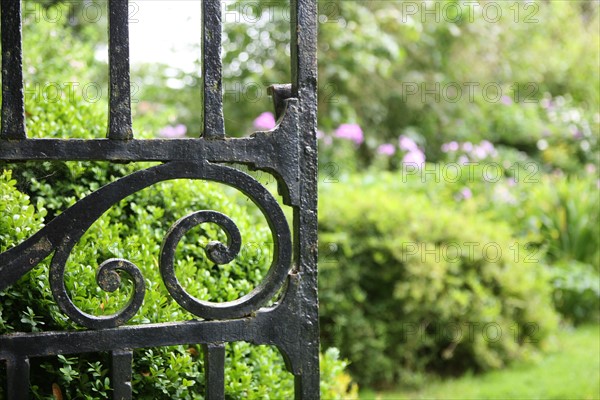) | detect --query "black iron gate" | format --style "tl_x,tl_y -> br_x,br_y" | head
0,1 -> 319,398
